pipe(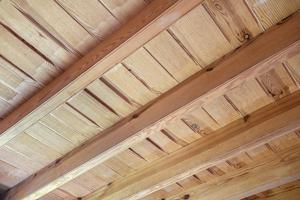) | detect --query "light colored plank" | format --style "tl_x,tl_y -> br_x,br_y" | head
144,30 -> 201,82
247,144 -> 274,160
123,47 -> 178,94
68,90 -> 120,128
60,180 -> 91,197
39,189 -> 75,200
103,157 -> 133,177
286,53 -> 300,85
51,104 -> 102,138
164,119 -> 201,143
225,79 -> 273,114
86,79 -> 137,117
204,0 -> 262,47
0,0 -> 76,68
258,64 -> 298,99
0,160 -> 29,187
89,164 -> 121,183
12,0 -> 96,55
24,122 -> 75,154
0,24 -> 61,84
177,176 -> 201,189
0,145 -> 43,174
6,133 -> 61,166
56,0 -> 120,39
0,82 -> 17,102
0,97 -> 12,118
100,0 -> 147,23
202,96 -> 241,126
104,63 -> 157,106
268,132 -> 300,152
148,131 -> 182,154
72,172 -> 108,193
0,56 -> 40,96
246,0 -> 300,29
114,149 -> 147,170
195,169 -> 216,183
130,139 -> 166,162
182,105 -> 221,134
40,114 -> 88,146
169,4 -> 233,66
